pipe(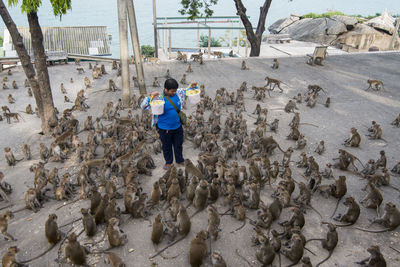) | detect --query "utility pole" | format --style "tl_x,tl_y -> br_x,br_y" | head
152,0 -> 158,58
127,0 -> 146,95
117,0 -> 130,105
